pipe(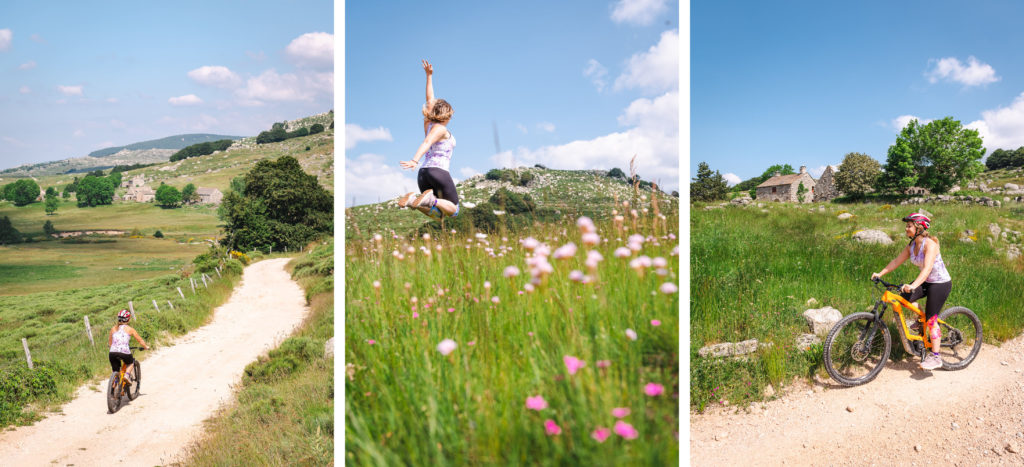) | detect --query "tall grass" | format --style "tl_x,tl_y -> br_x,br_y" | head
691,201 -> 1024,411
181,241 -> 334,466
346,212 -> 679,465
